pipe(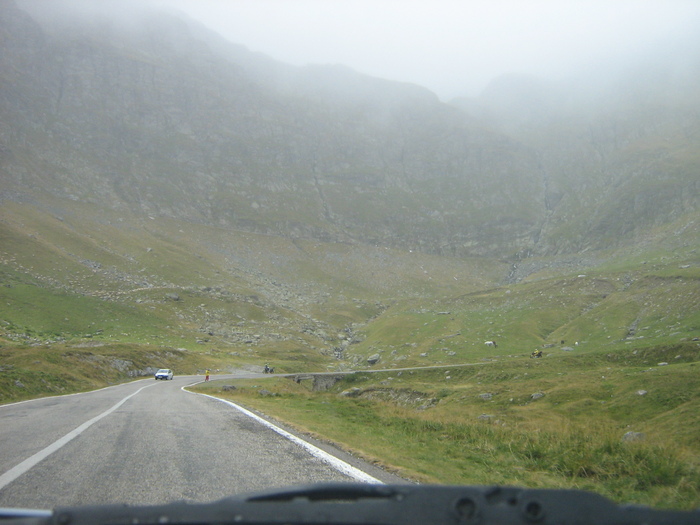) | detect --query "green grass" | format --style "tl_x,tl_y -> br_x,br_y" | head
2,194 -> 699,508
0,342 -> 224,403
0,267 -> 172,342
341,260 -> 700,371
196,345 -> 700,509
